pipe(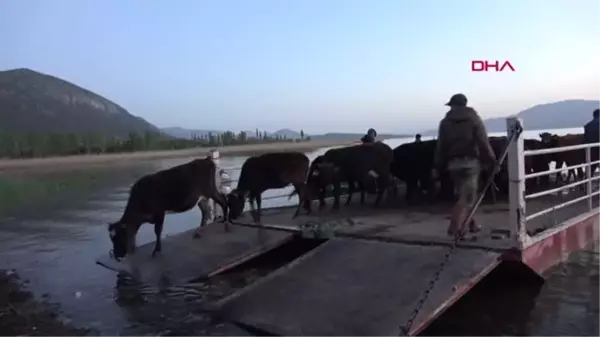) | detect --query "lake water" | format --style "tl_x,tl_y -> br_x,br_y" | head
0,126 -> 597,335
